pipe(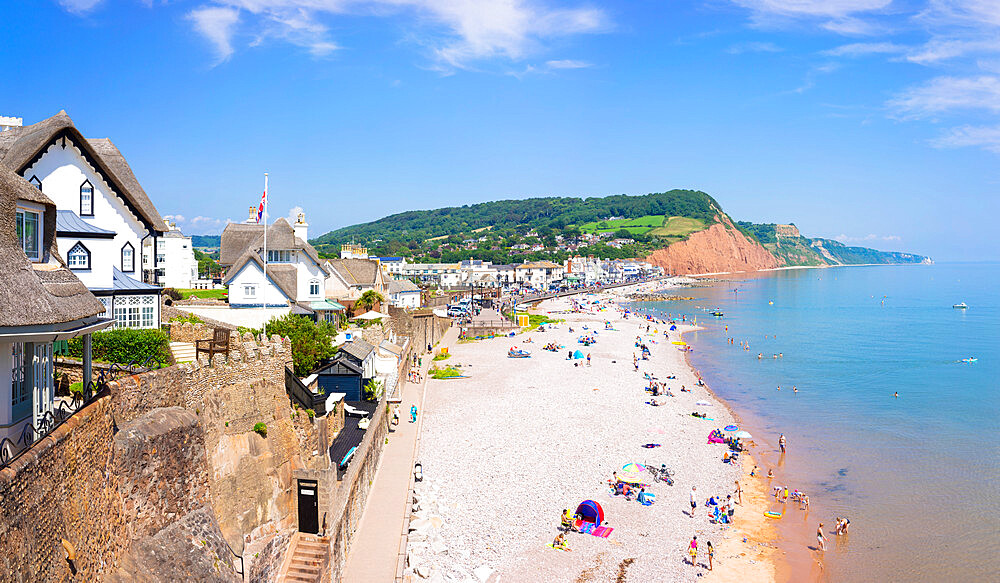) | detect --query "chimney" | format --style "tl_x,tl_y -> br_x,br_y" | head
247,206 -> 256,224
293,211 -> 308,242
